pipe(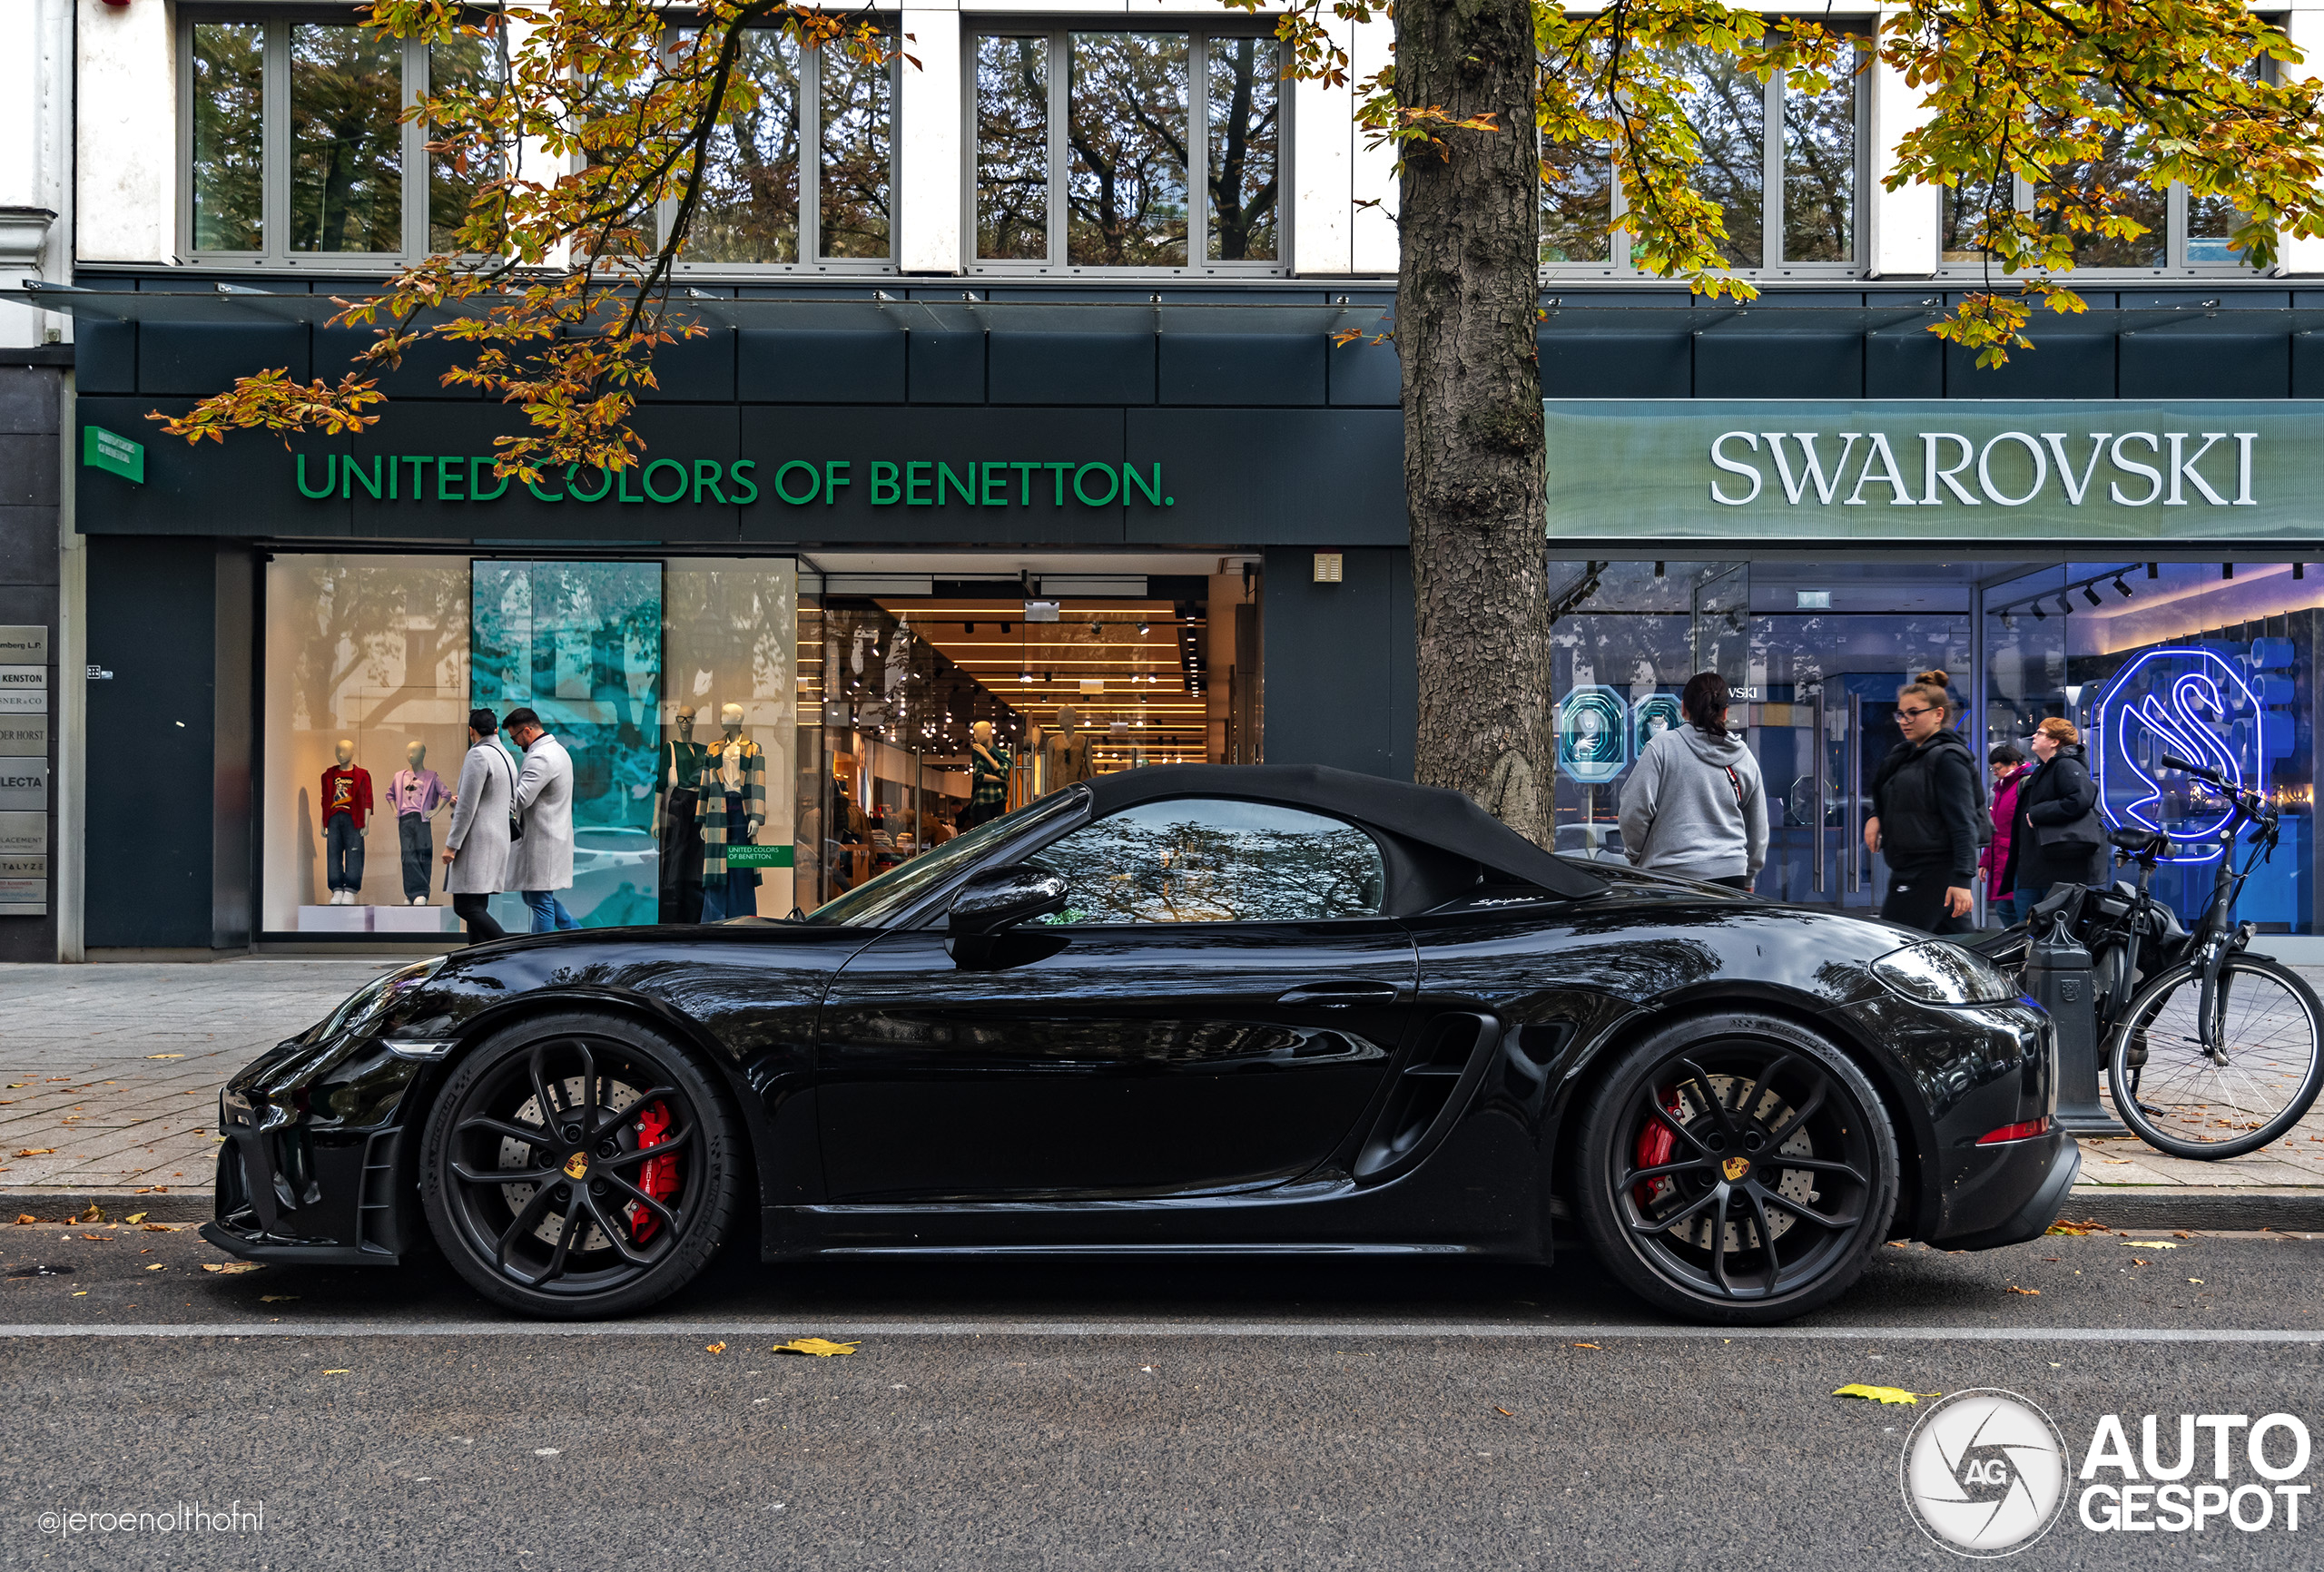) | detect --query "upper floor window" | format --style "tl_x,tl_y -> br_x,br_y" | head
1541,40 -> 1865,276
673,25 -> 895,269
183,15 -> 498,263
972,28 -> 1283,273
